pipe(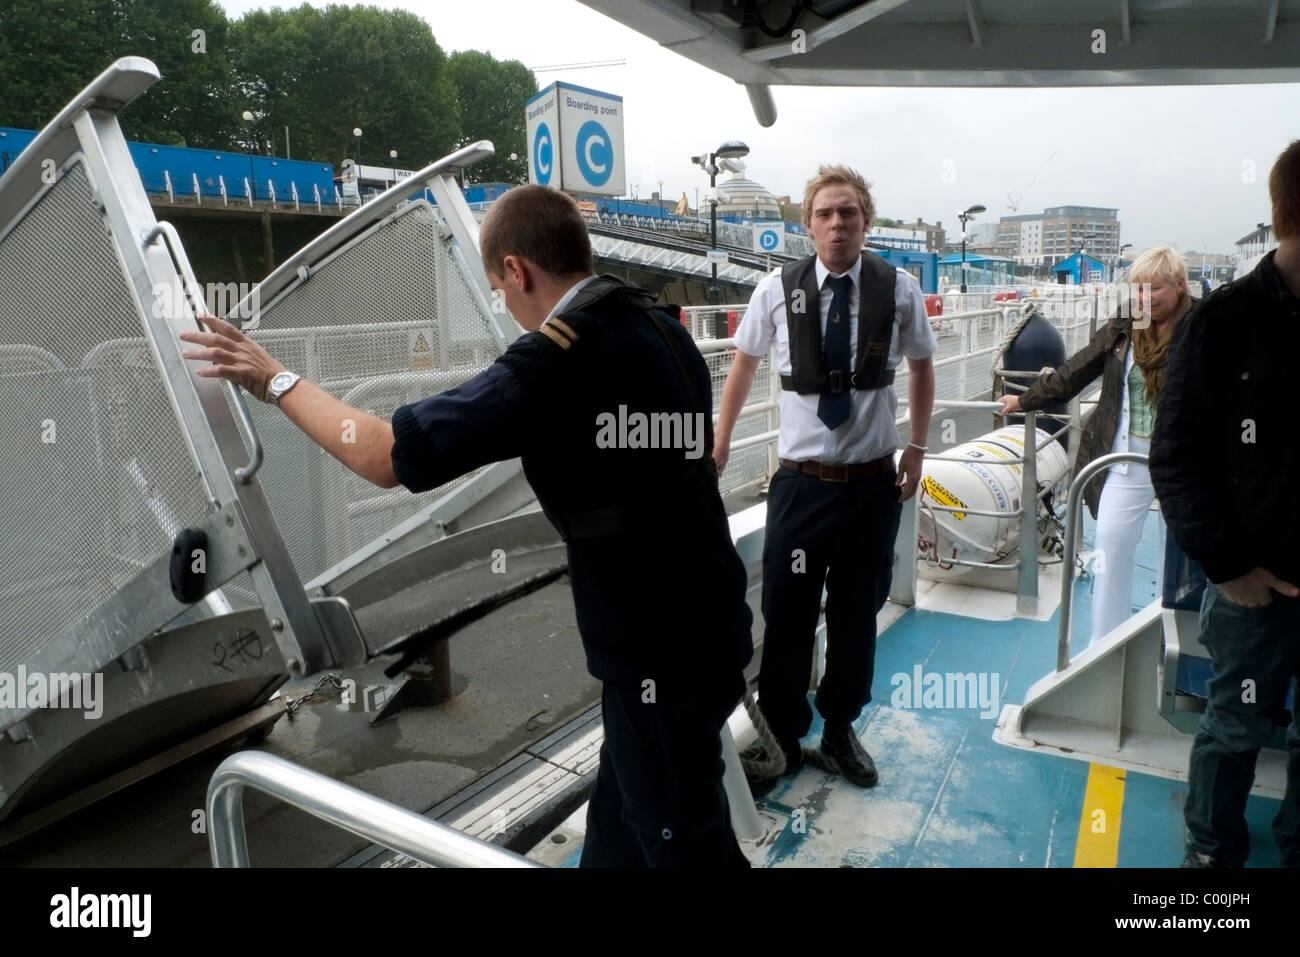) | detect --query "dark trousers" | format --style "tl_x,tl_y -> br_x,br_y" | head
580,677 -> 749,868
1185,585 -> 1300,866
757,466 -> 902,748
